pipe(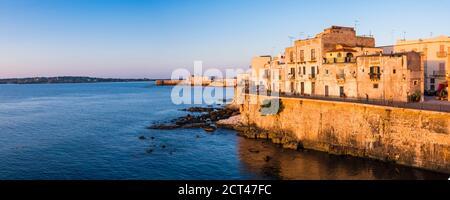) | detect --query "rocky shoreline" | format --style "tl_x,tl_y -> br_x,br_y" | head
149,103 -> 301,151
148,105 -> 240,132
